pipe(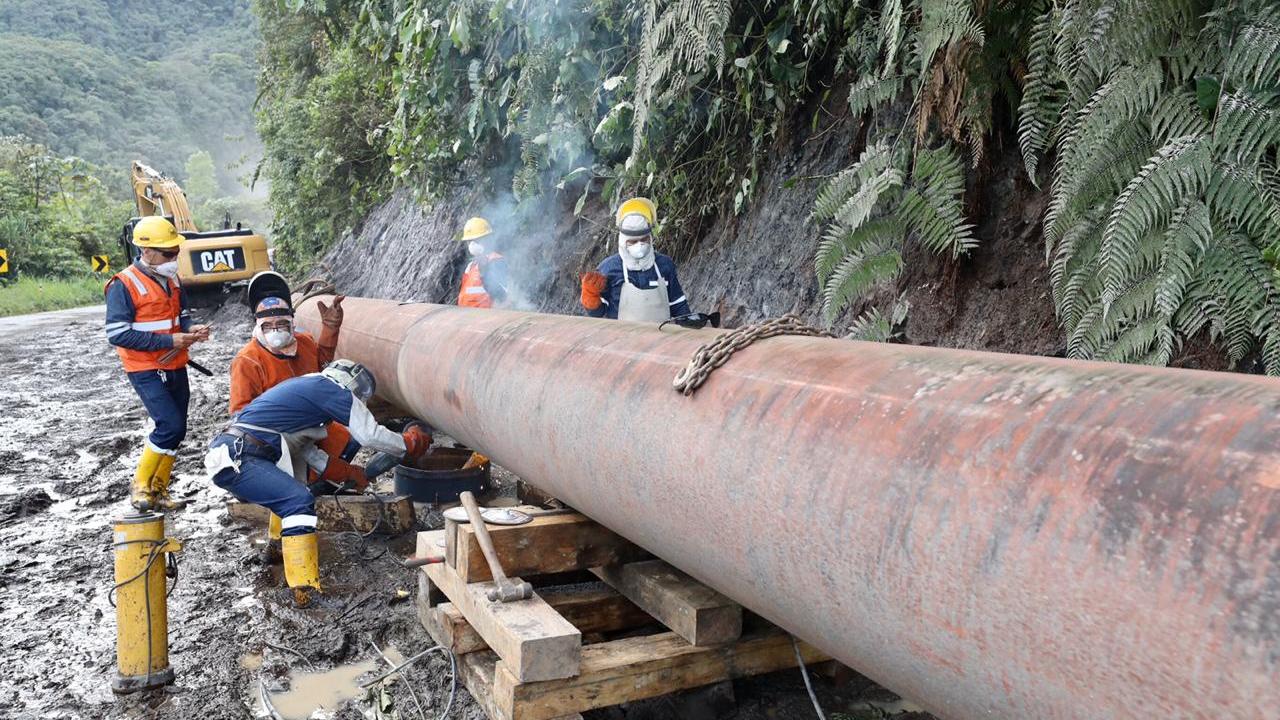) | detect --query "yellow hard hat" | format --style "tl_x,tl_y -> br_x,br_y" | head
132,216 -> 183,248
615,197 -> 656,227
461,217 -> 493,242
